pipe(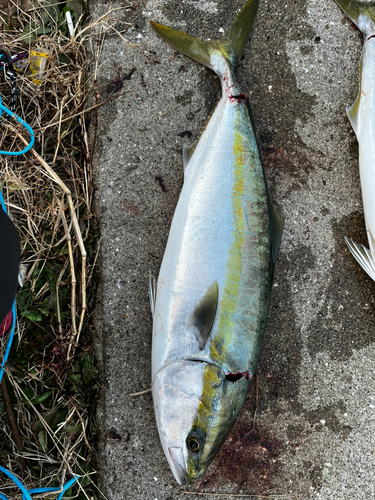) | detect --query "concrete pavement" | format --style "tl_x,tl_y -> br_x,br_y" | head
91,0 -> 375,498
